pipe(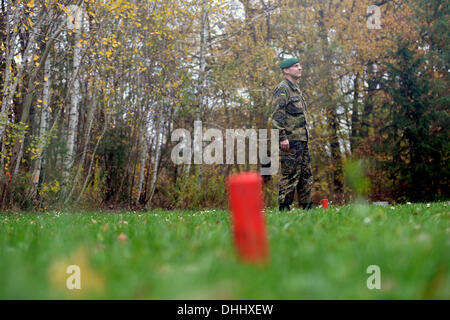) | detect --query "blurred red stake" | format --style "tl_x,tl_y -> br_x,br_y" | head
322,199 -> 329,209
227,172 -> 269,264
